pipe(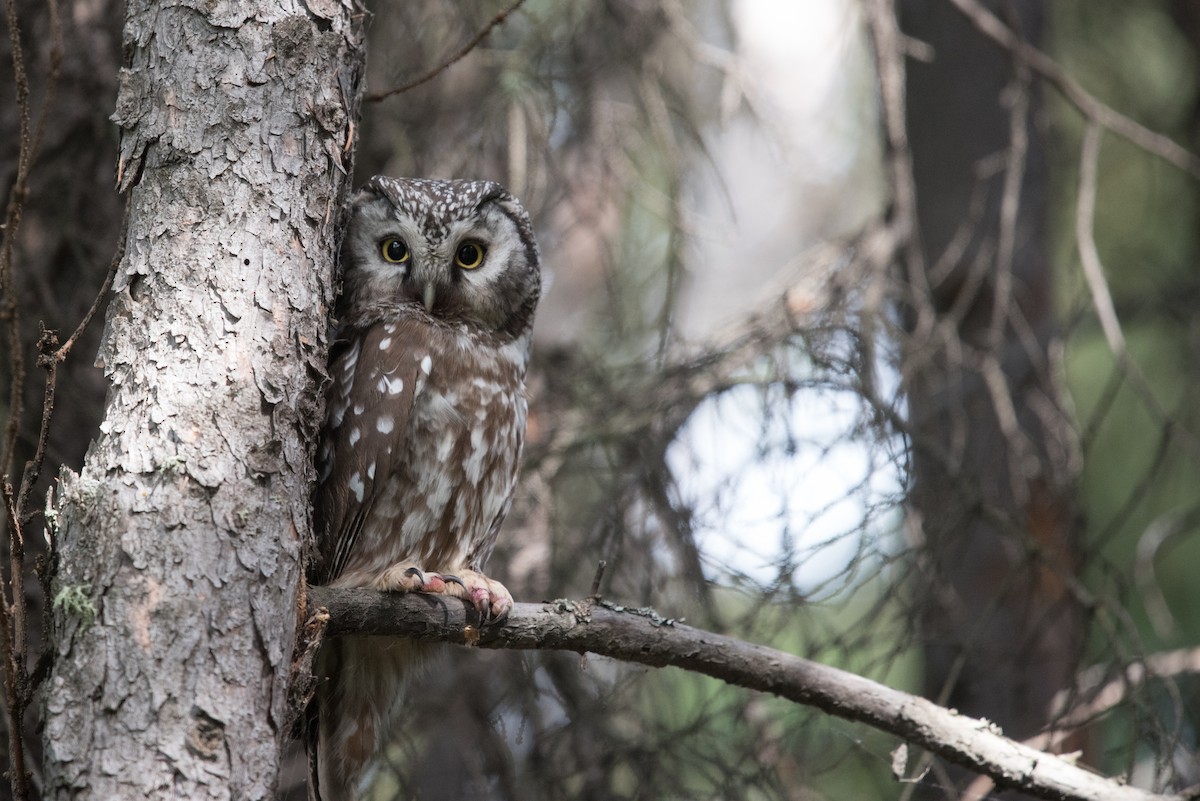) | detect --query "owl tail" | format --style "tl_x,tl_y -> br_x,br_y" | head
306,635 -> 432,799
304,703 -> 323,801
307,645 -> 378,801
